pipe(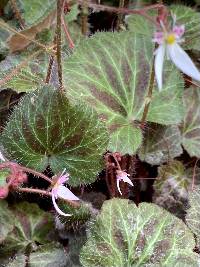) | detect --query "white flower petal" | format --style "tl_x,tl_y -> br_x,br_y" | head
122,176 -> 134,187
57,185 -> 79,201
116,179 -> 122,195
154,45 -> 165,91
0,151 -> 5,162
168,43 -> 200,82
52,193 -> 71,217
